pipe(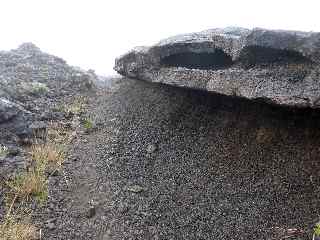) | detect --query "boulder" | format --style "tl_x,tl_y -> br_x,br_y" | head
0,97 -> 35,138
114,27 -> 320,108
0,98 -> 21,123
